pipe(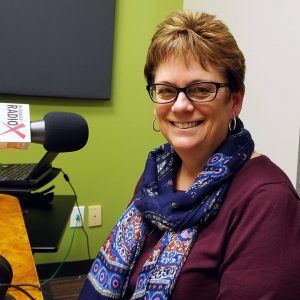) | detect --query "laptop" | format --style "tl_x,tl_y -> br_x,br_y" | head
0,152 -> 59,188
